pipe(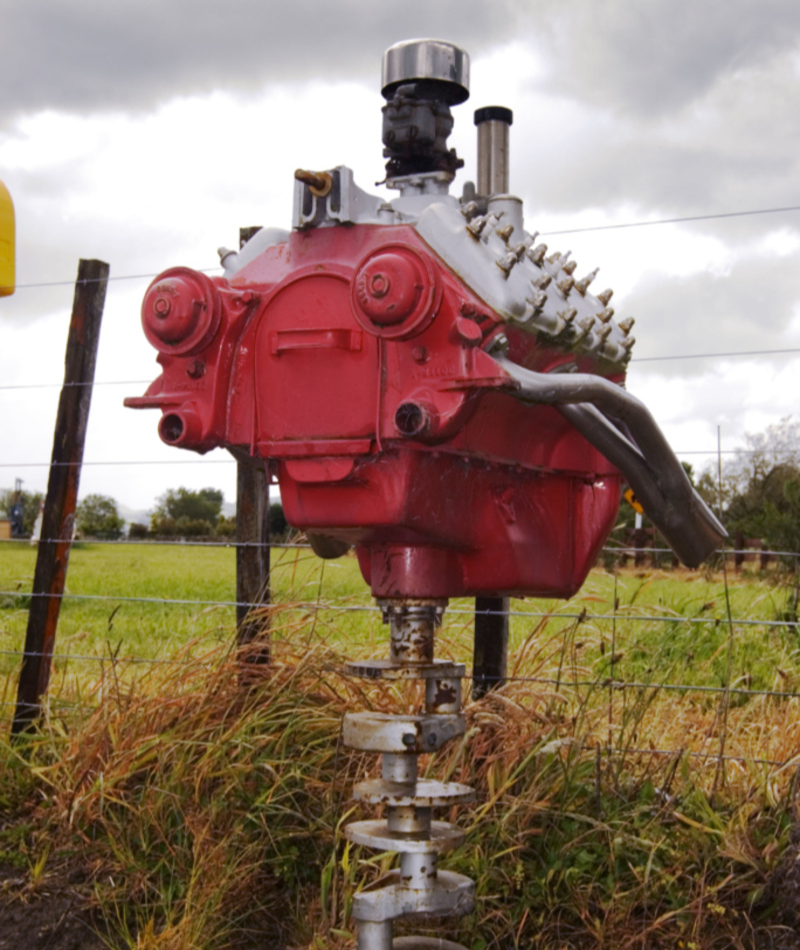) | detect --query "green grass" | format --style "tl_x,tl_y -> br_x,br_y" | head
2,540 -> 799,721
3,542 -> 800,948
